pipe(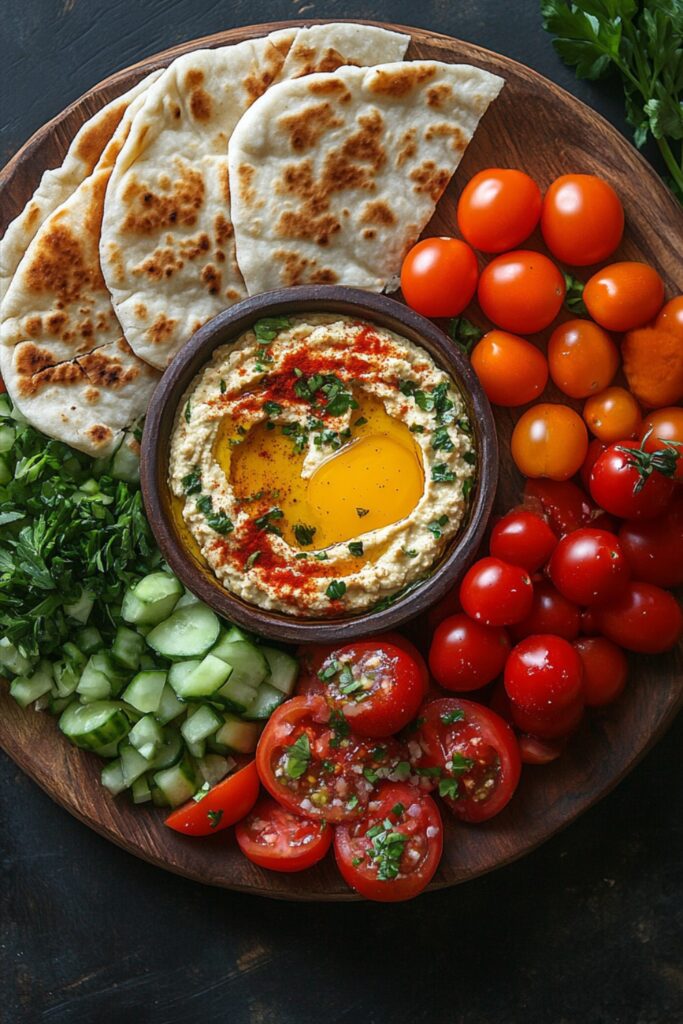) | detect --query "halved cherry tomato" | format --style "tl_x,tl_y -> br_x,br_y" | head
540,174 -> 624,266
460,556 -> 534,626
334,782 -> 443,901
429,613 -> 511,692
164,761 -> 260,836
256,696 -> 401,823
524,478 -> 598,536
594,582 -> 683,654
583,262 -> 665,332
642,408 -> 683,480
409,697 -> 521,822
655,296 -> 683,339
504,635 -> 585,739
510,580 -> 580,642
583,386 -> 642,443
618,498 -> 683,588
548,528 -> 630,606
548,319 -> 619,399
317,641 -> 424,737
235,796 -> 332,872
296,632 -> 429,700
457,168 -> 542,252
589,438 -> 677,519
489,509 -> 557,572
518,733 -> 565,765
573,638 -> 628,707
470,330 -> 548,407
400,237 -> 478,317
477,250 -> 566,334
511,403 -> 588,481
